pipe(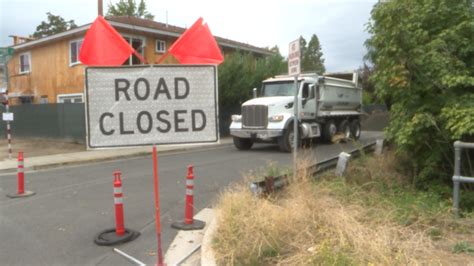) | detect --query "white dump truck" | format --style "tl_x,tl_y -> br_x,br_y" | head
229,72 -> 362,152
